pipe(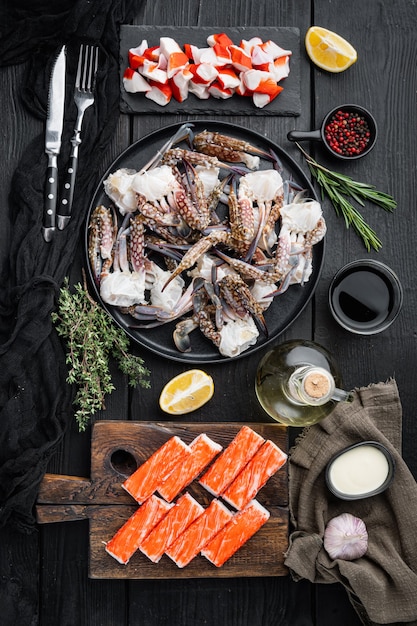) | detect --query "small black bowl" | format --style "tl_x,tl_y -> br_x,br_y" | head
326,441 -> 395,500
328,259 -> 403,335
287,104 -> 378,161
